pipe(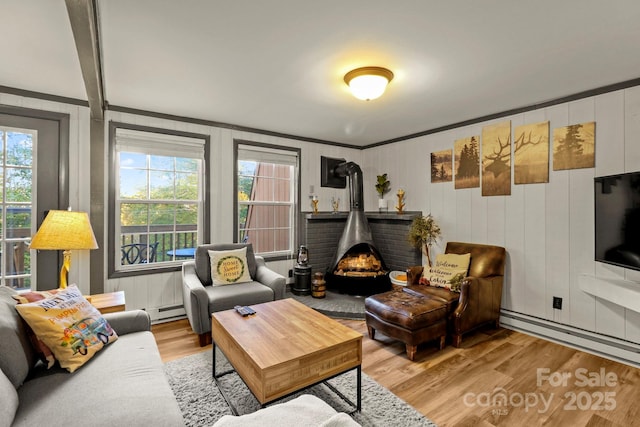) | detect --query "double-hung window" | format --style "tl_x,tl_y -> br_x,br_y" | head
110,124 -> 208,276
235,142 -> 299,258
